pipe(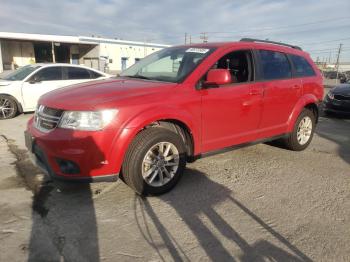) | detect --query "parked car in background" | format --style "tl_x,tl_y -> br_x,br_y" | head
324,84 -> 350,115
0,64 -> 112,119
25,39 -> 323,195
323,70 -> 347,83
